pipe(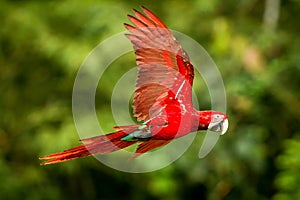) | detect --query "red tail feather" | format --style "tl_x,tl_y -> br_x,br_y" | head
39,131 -> 136,165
